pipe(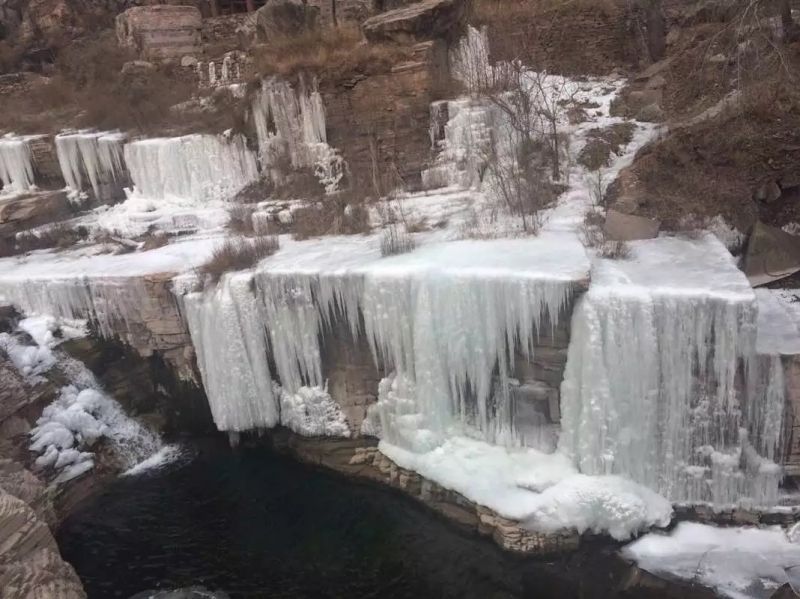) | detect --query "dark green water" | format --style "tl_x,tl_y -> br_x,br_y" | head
56,439 -> 677,599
